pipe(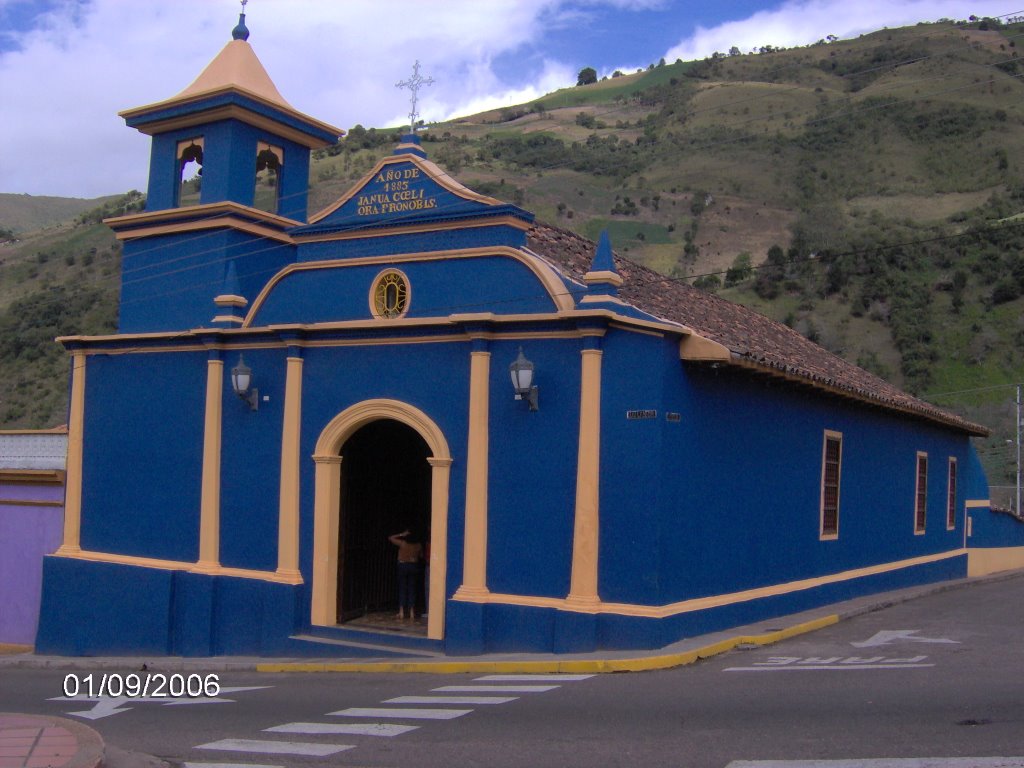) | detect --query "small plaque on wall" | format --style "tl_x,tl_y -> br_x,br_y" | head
665,412 -> 682,423
626,409 -> 657,420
